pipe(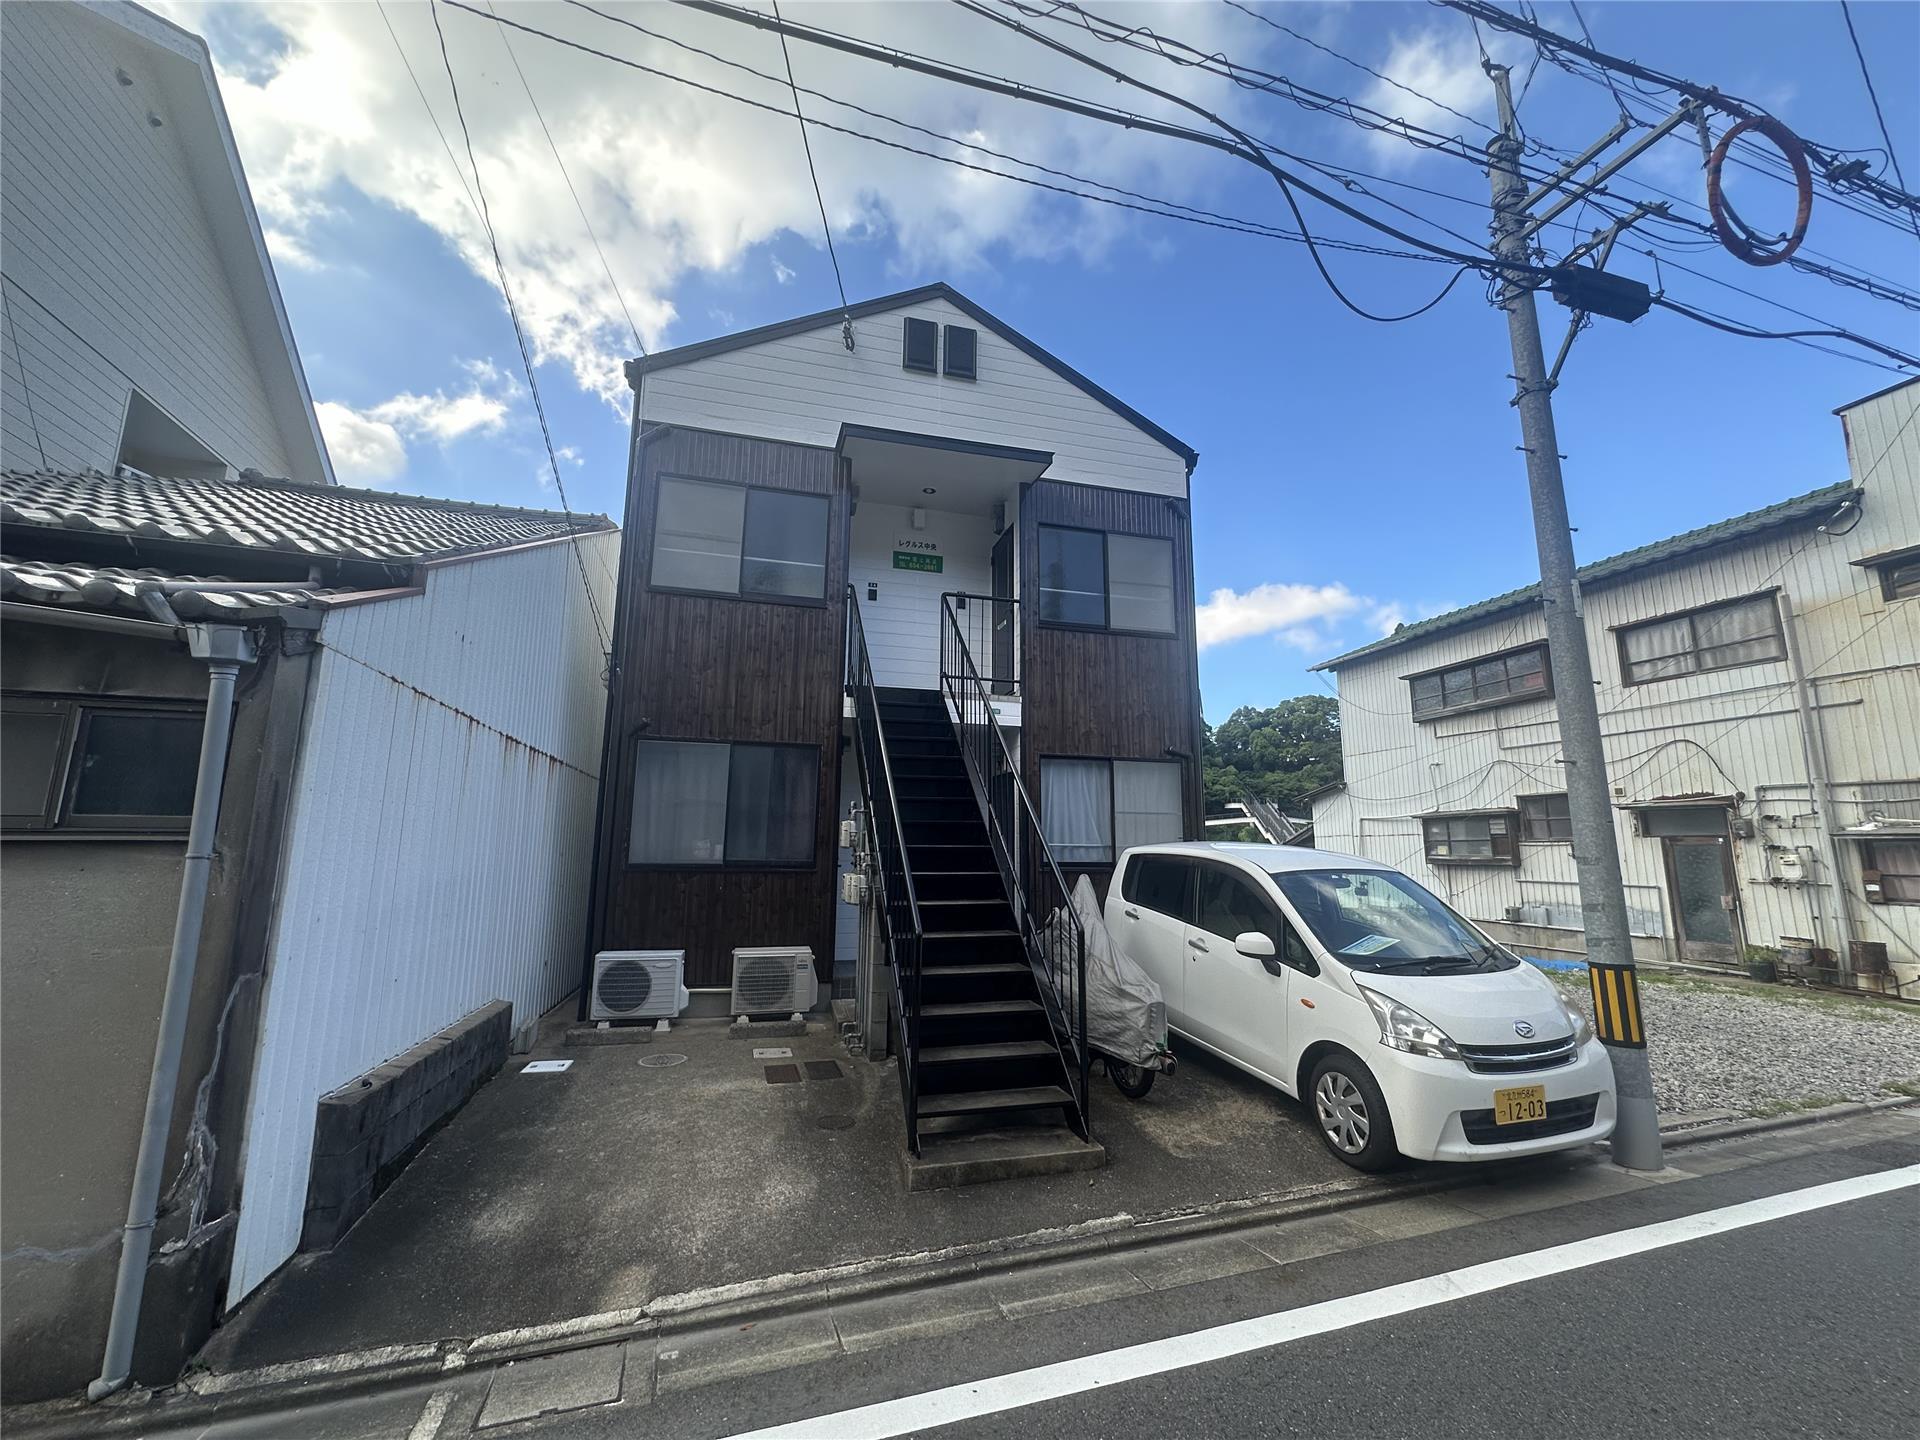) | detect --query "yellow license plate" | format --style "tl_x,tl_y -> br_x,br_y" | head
1493,1084 -> 1548,1125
